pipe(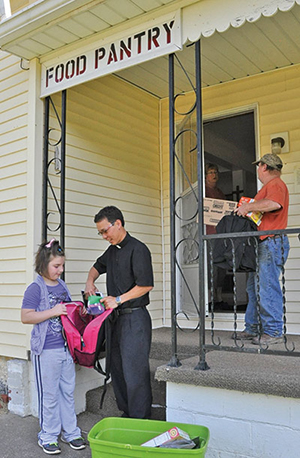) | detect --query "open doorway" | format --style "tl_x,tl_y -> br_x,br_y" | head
204,111 -> 257,201
204,110 -> 257,312
179,109 -> 257,317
